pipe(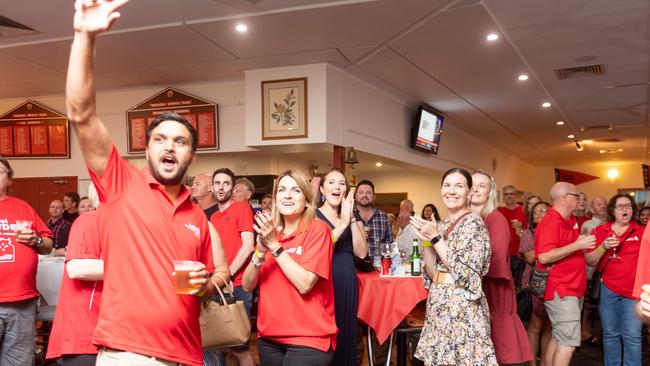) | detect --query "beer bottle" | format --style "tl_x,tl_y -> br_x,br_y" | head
410,238 -> 421,276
